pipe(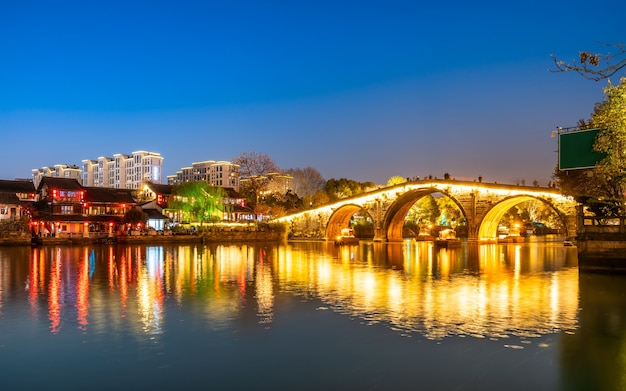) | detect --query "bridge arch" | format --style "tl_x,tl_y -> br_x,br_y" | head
382,188 -> 467,242
326,204 -> 371,240
477,195 -> 572,241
